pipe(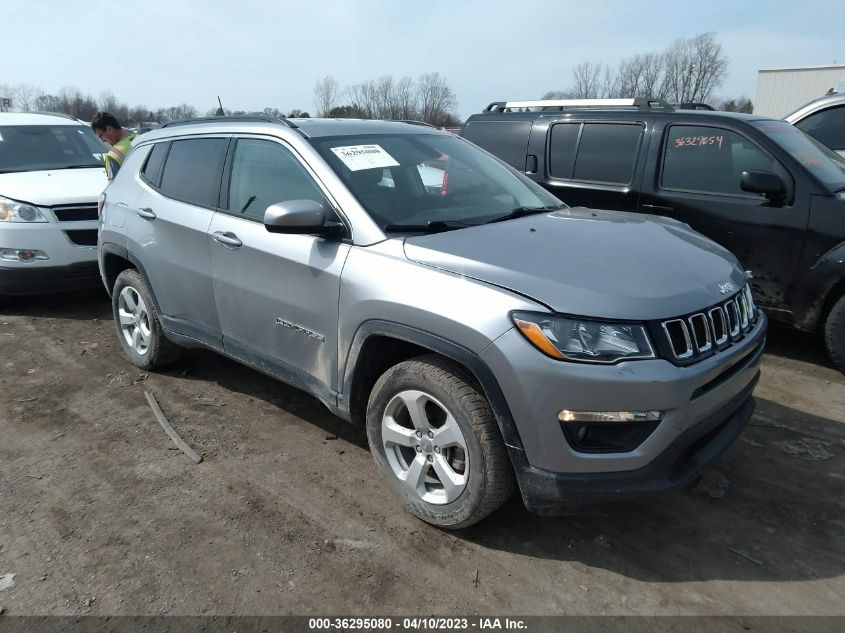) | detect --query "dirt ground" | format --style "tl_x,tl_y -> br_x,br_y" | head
0,289 -> 843,617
